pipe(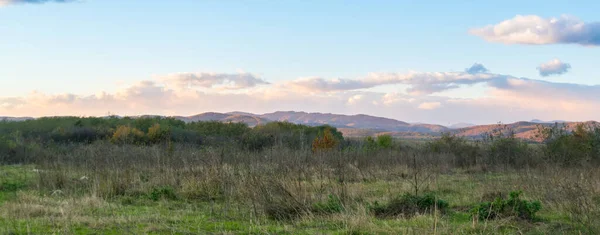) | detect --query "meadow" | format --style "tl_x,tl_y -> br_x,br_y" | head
0,117 -> 599,234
